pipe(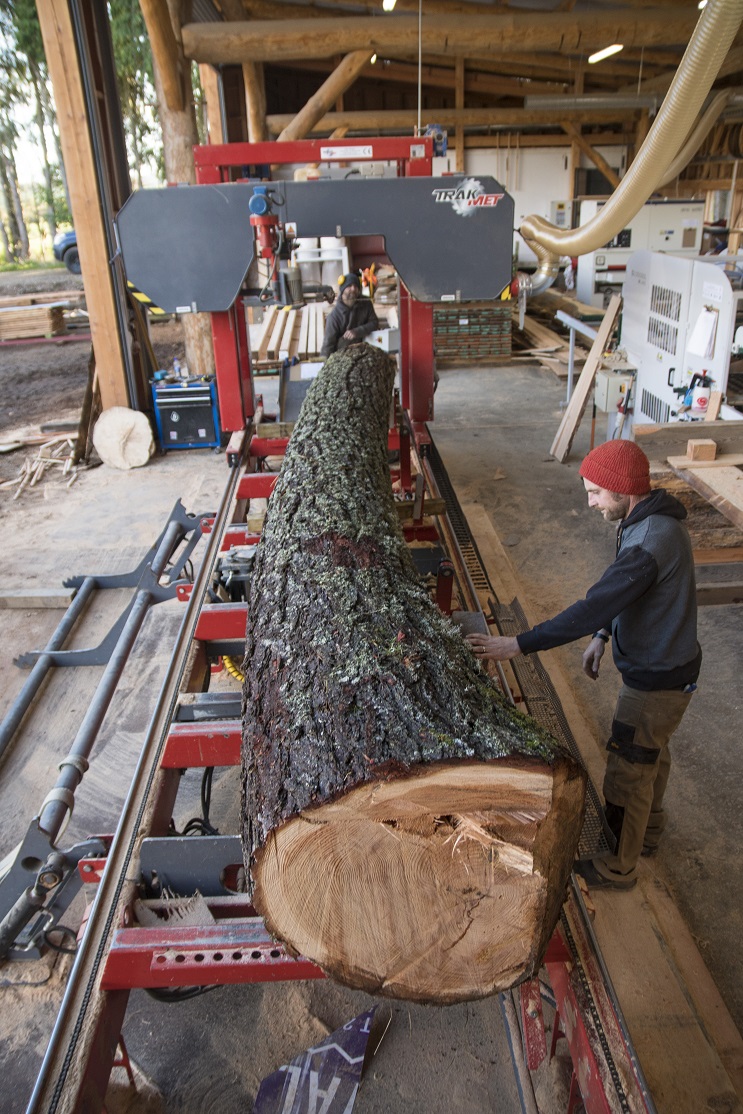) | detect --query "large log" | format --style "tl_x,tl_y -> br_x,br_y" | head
241,344 -> 586,1004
